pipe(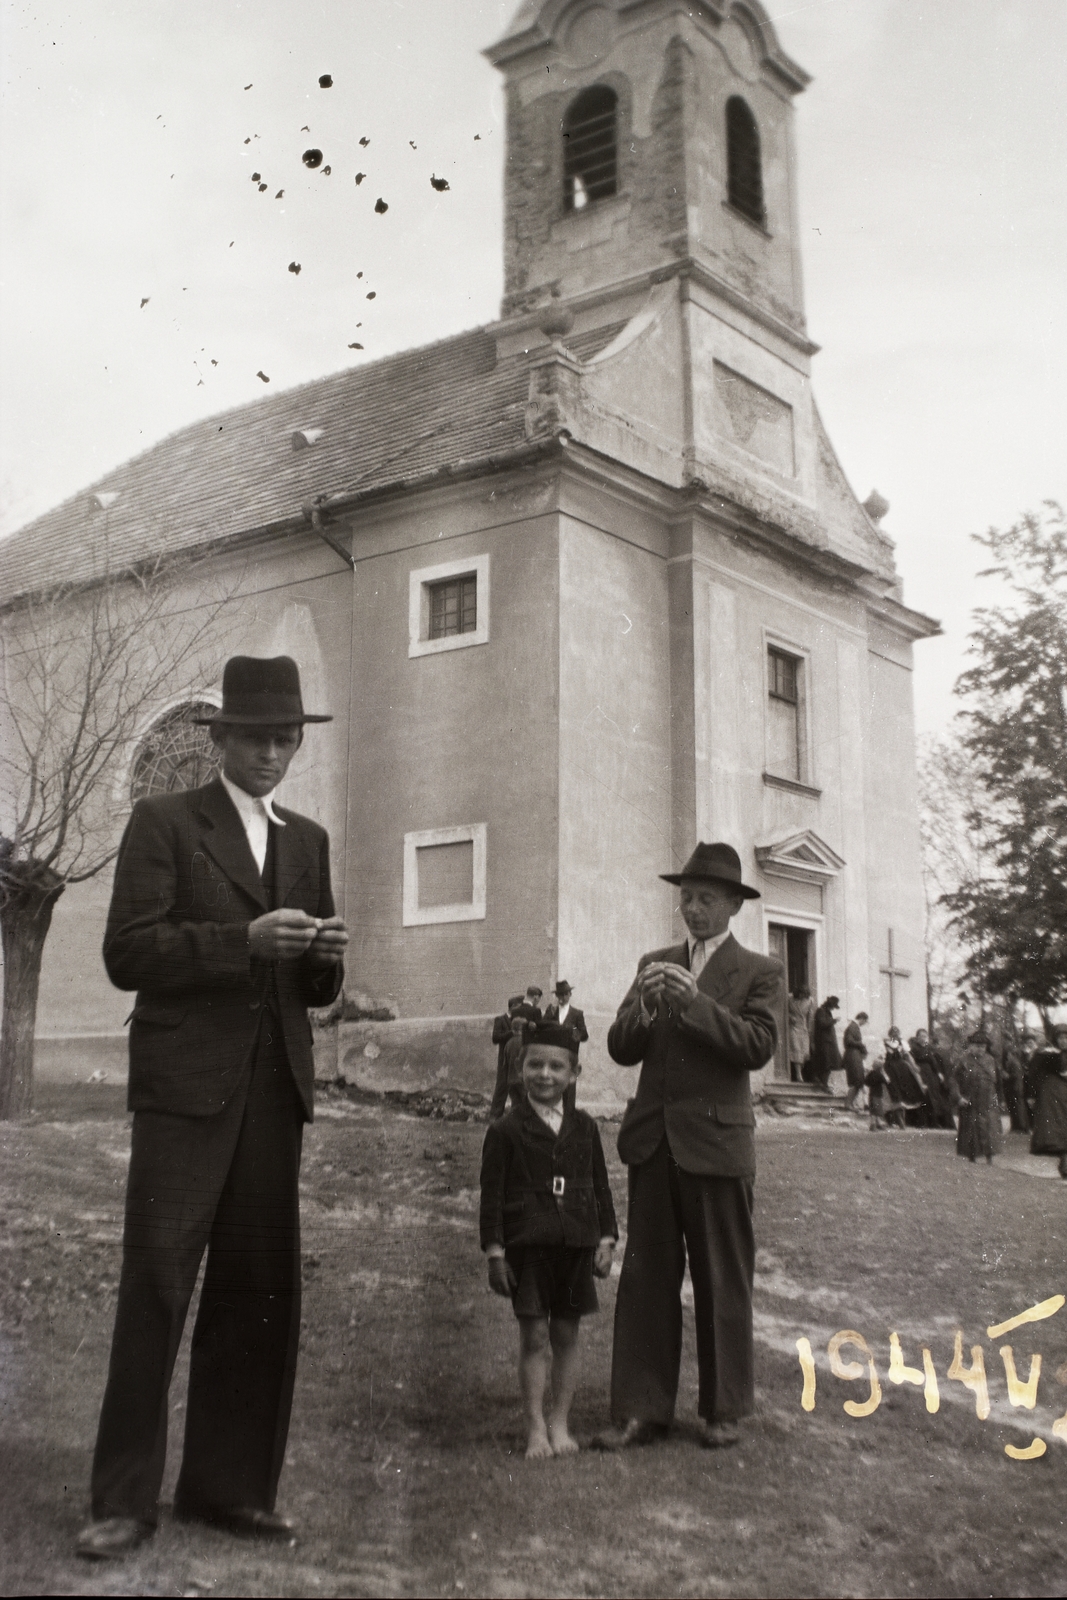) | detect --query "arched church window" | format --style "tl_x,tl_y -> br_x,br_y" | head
726,96 -> 765,225
130,701 -> 221,802
563,85 -> 617,212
